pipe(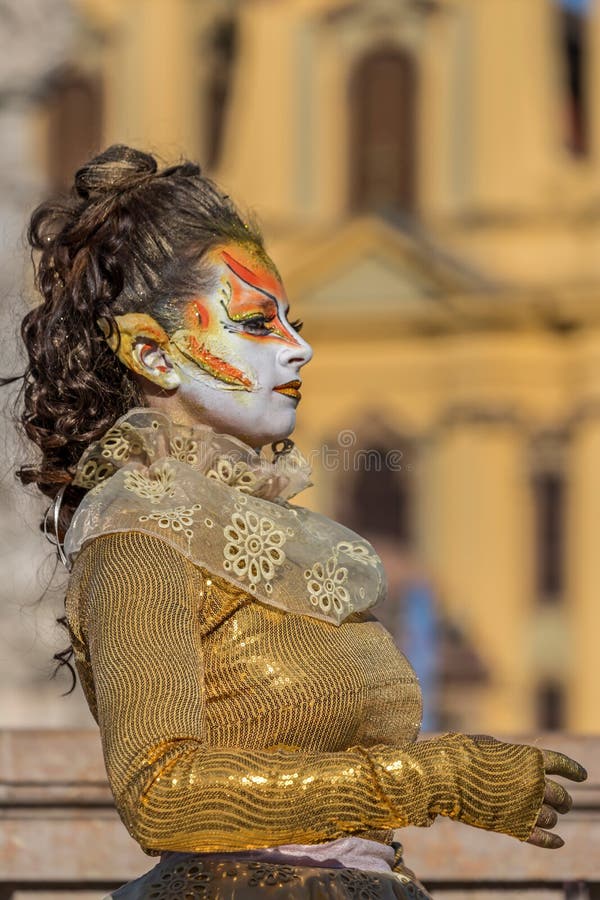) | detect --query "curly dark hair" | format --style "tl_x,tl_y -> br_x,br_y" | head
10,143 -> 264,537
